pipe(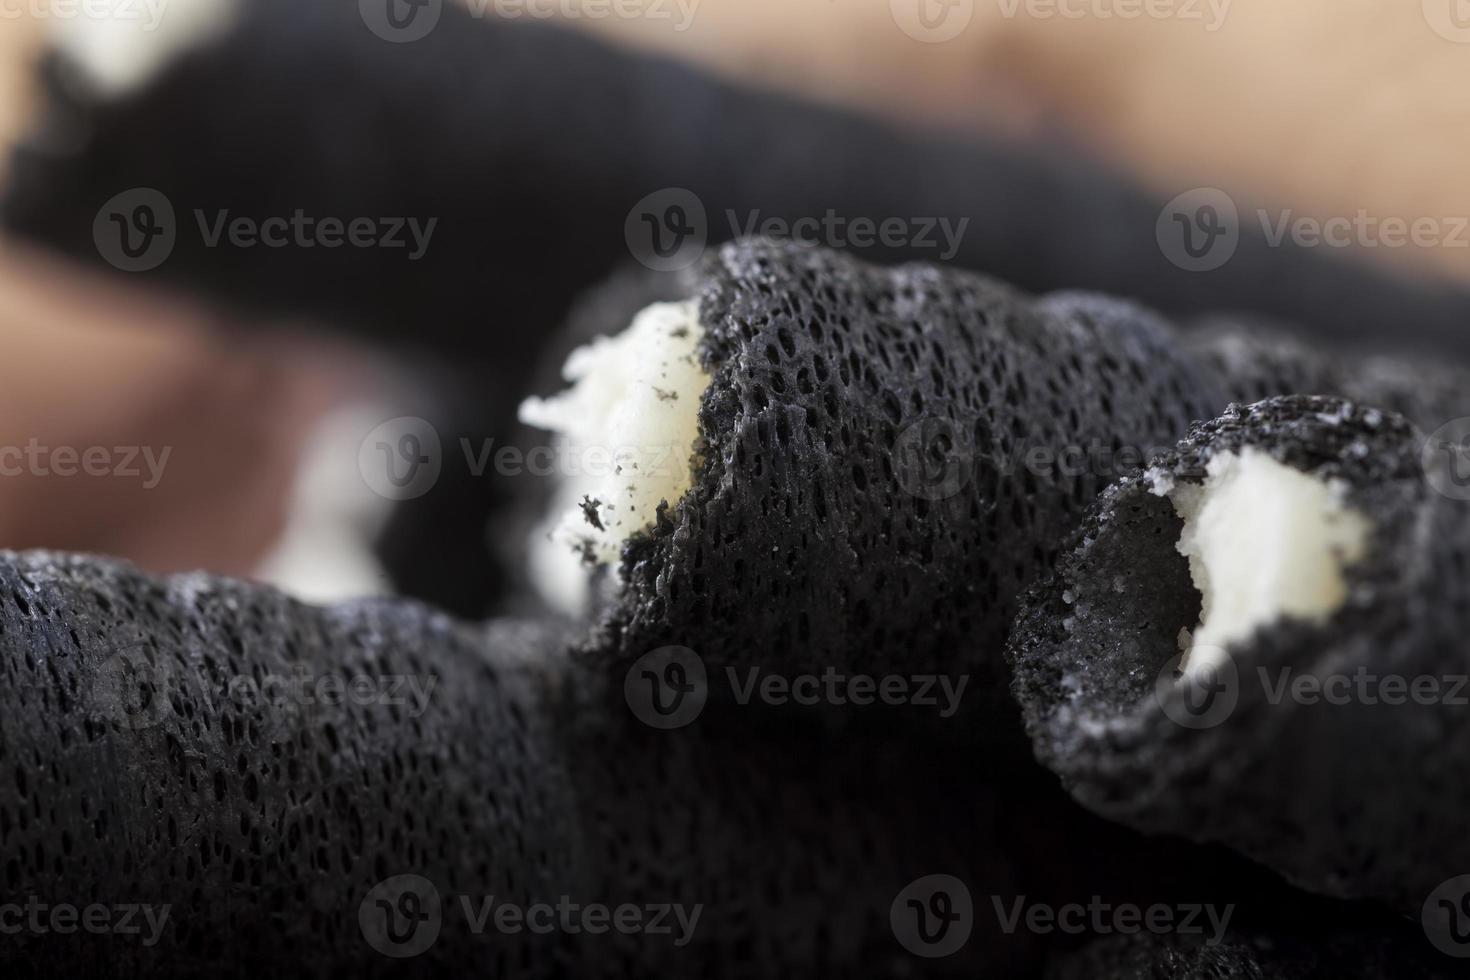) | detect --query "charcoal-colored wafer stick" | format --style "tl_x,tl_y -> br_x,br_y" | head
8,0 -> 1470,365
521,240 -> 1226,723
1183,317 -> 1470,432
0,550 -> 1055,977
516,276 -> 1470,633
18,0 -> 1470,621
1007,395 -> 1470,914
1044,919 -> 1460,979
